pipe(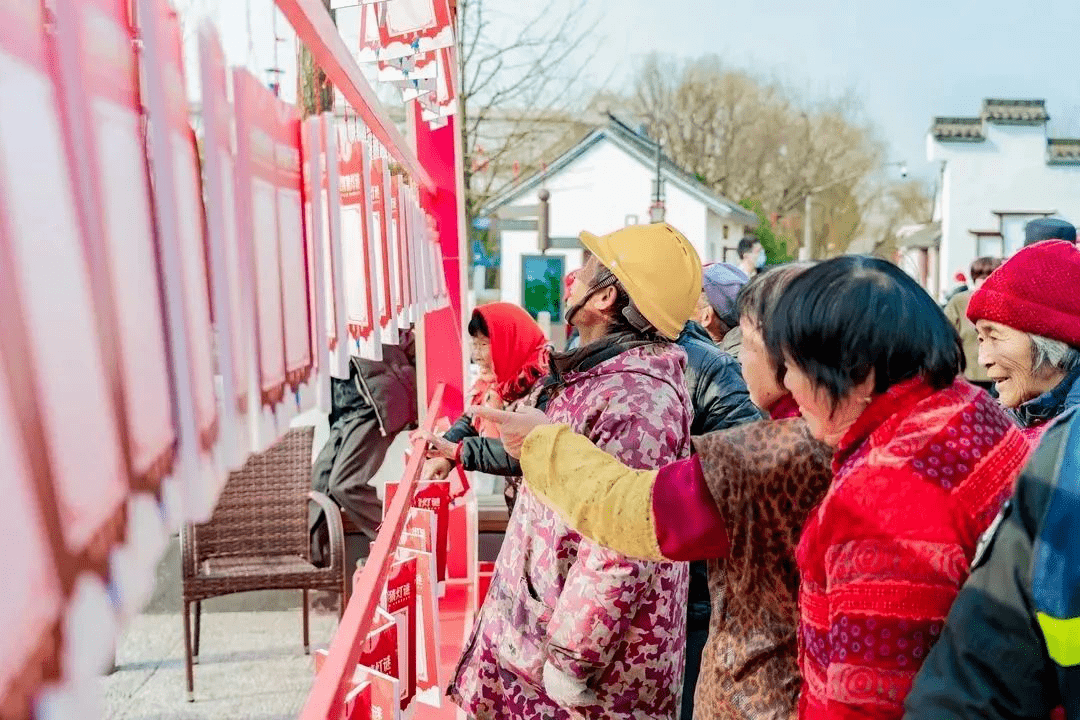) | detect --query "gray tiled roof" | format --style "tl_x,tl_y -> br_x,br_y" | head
931,117 -> 984,142
1048,138 -> 1080,164
982,98 -> 1049,124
